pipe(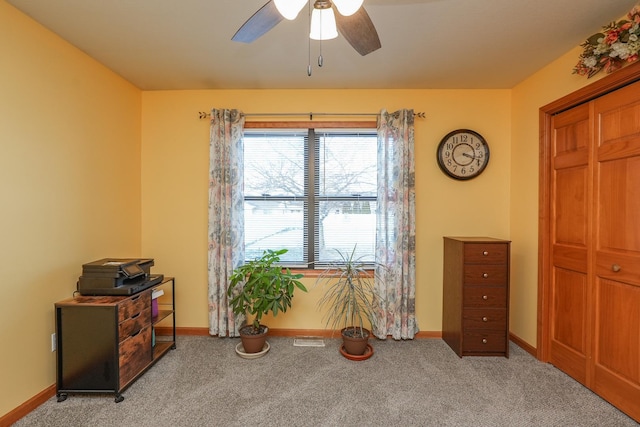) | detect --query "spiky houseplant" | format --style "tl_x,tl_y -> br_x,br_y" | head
227,249 -> 306,352
315,246 -> 385,356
